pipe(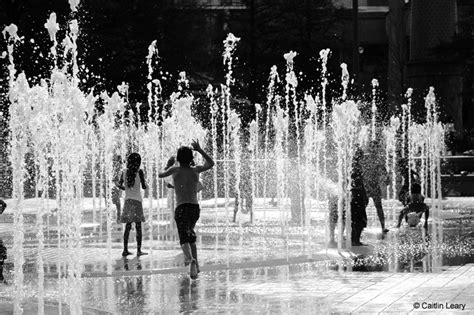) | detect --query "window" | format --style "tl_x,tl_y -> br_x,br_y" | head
221,0 -> 244,6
